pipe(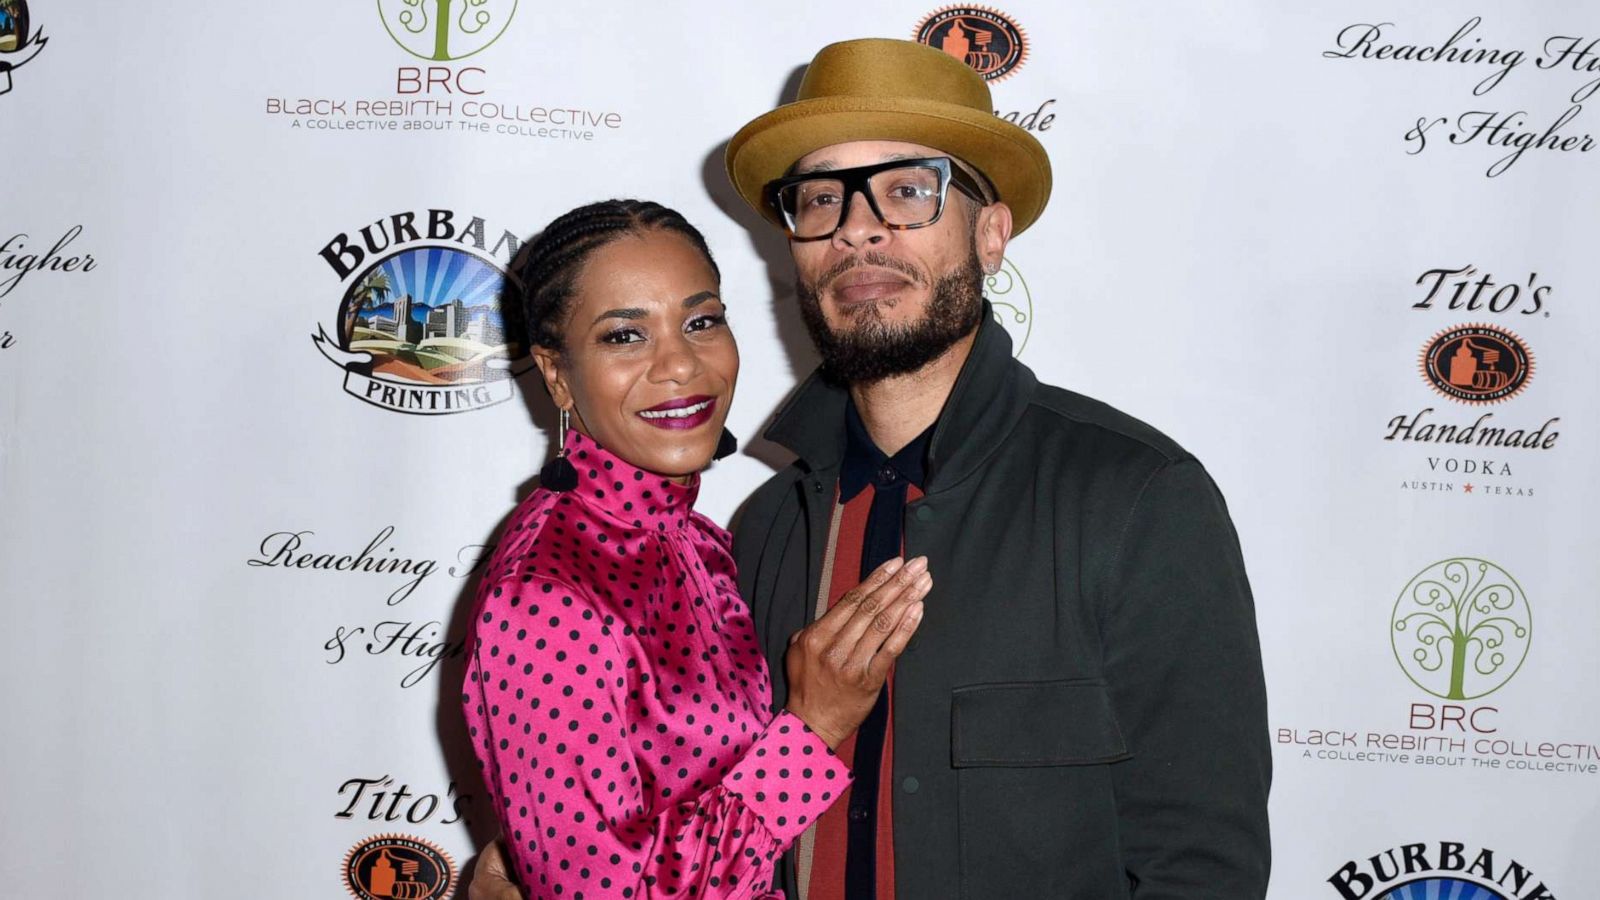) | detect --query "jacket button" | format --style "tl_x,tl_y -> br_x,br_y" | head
913,506 -> 933,522
901,776 -> 920,794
